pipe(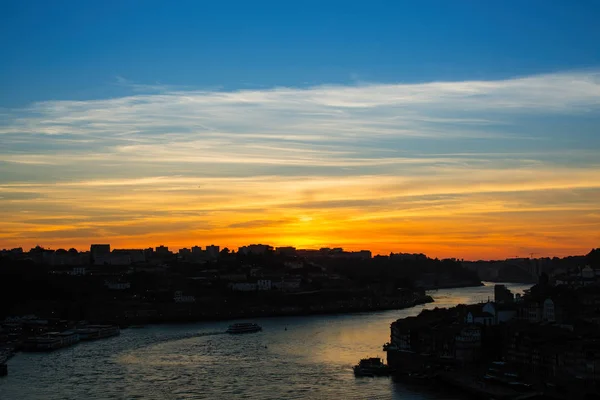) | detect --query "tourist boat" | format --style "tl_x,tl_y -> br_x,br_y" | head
22,331 -> 80,352
226,322 -> 262,334
353,357 -> 393,377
